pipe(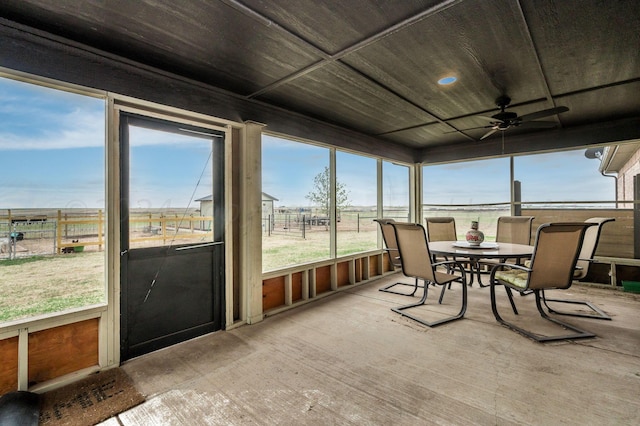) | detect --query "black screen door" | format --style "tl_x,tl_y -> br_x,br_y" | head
120,113 -> 225,360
